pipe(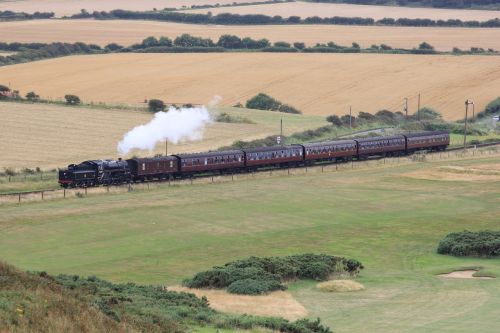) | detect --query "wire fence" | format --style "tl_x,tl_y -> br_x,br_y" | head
0,145 -> 498,205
